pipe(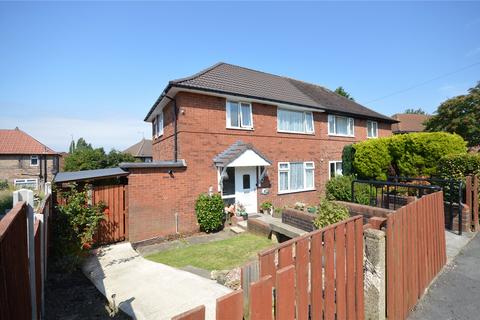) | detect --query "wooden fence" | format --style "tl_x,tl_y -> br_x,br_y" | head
386,191 -> 446,319
172,215 -> 365,320
465,175 -> 479,231
0,202 -> 32,320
